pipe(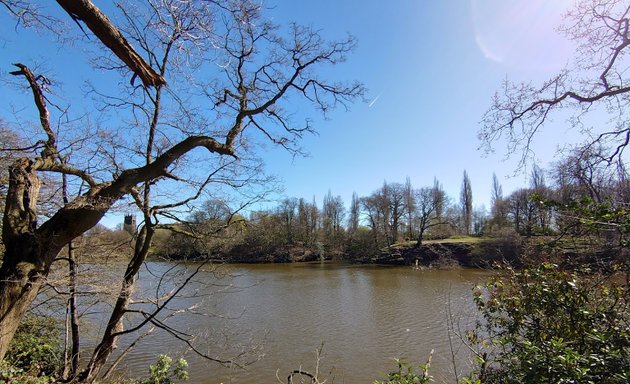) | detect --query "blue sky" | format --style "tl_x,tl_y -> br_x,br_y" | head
0,1 -> 580,227
259,0 -> 576,212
